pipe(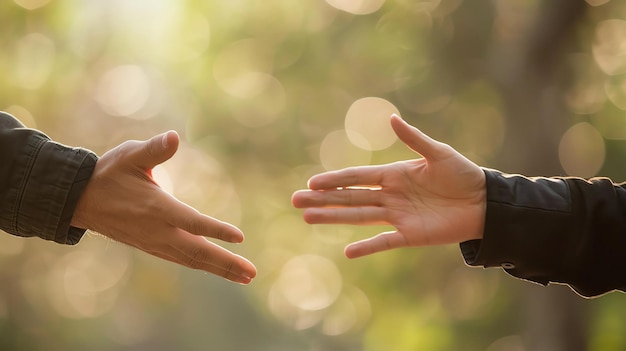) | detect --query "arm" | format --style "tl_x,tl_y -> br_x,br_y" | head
292,114 -> 626,297
0,111 -> 256,284
0,111 -> 97,244
463,170 -> 626,297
